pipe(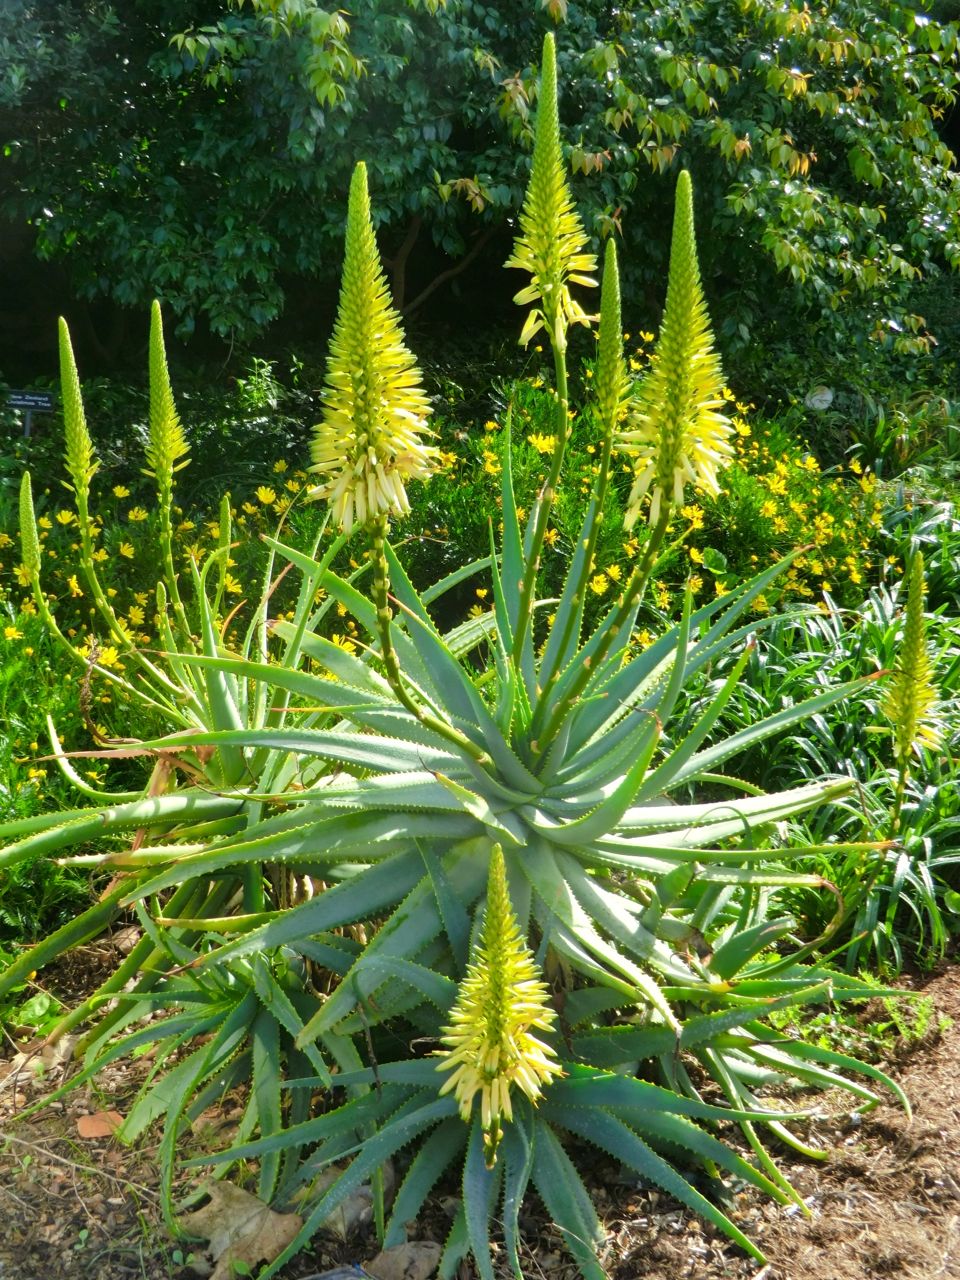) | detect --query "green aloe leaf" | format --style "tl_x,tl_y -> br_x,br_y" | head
554,1106 -> 764,1264
463,1116 -> 500,1280
259,1096 -> 459,1280
384,1118 -> 467,1248
529,1121 -> 606,1280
